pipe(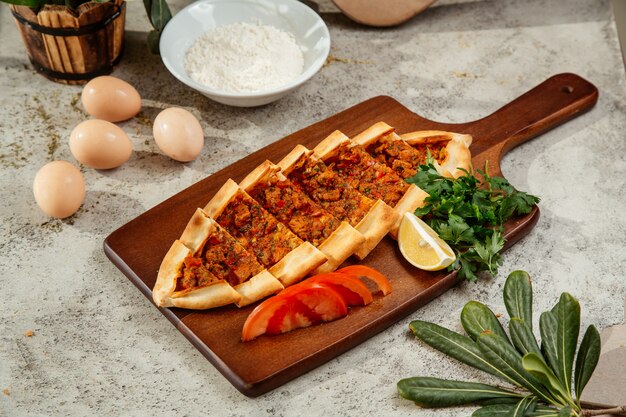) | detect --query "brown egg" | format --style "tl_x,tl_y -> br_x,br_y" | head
33,161 -> 85,219
81,76 -> 141,122
153,108 -> 204,162
69,119 -> 133,169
